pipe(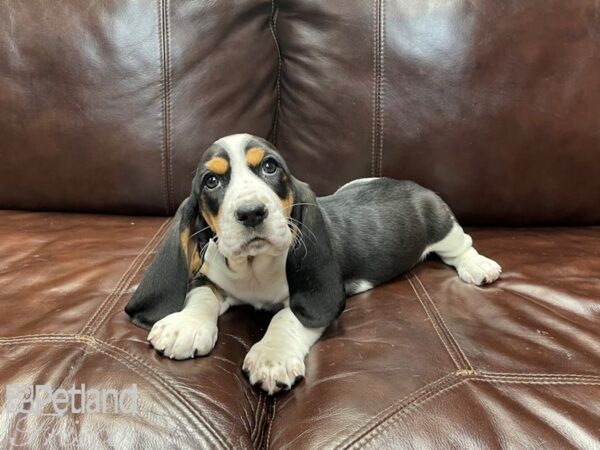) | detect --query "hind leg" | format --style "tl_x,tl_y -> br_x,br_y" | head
424,223 -> 501,285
